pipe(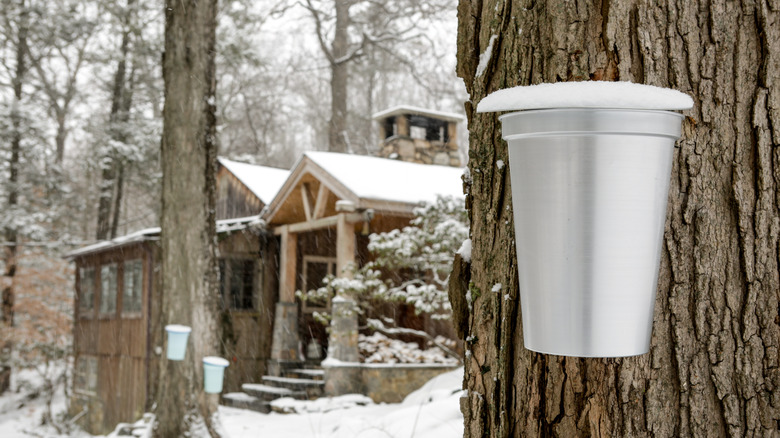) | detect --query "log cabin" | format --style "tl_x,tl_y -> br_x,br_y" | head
67,107 -> 465,434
